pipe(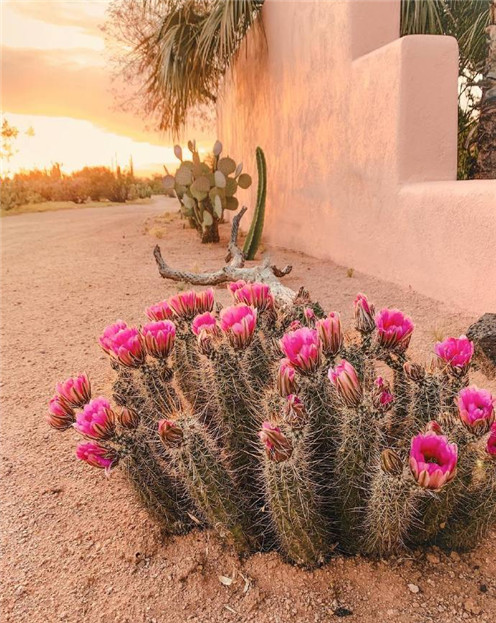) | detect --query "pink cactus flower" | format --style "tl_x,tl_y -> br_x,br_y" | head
486,424 -> 496,458
375,308 -> 414,351
316,312 -> 343,356
284,394 -> 308,429
168,290 -> 197,319
277,358 -> 297,397
195,288 -> 215,314
288,320 -> 302,331
76,442 -> 119,473
99,322 -> 145,368
259,422 -> 293,463
145,300 -> 173,321
219,305 -> 257,349
328,359 -> 363,408
47,395 -> 76,431
371,377 -> 395,412
409,432 -> 458,490
142,320 -> 176,359
230,281 -> 274,312
191,312 -> 219,337
354,293 -> 376,334
303,307 -> 316,326
74,397 -> 116,440
280,327 -> 321,373
55,373 -> 91,408
435,335 -> 474,375
158,419 -> 184,447
457,386 -> 495,434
